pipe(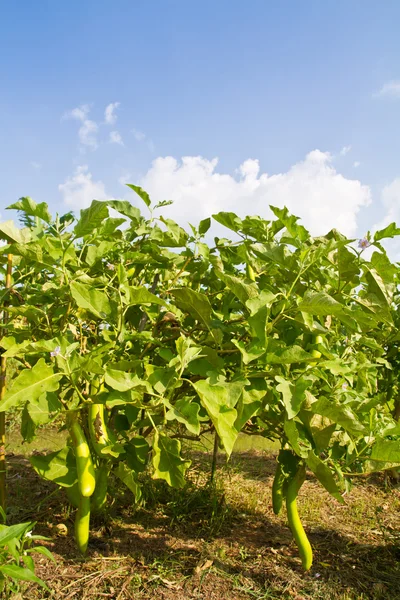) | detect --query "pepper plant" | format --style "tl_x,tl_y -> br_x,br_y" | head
0,190 -> 399,569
